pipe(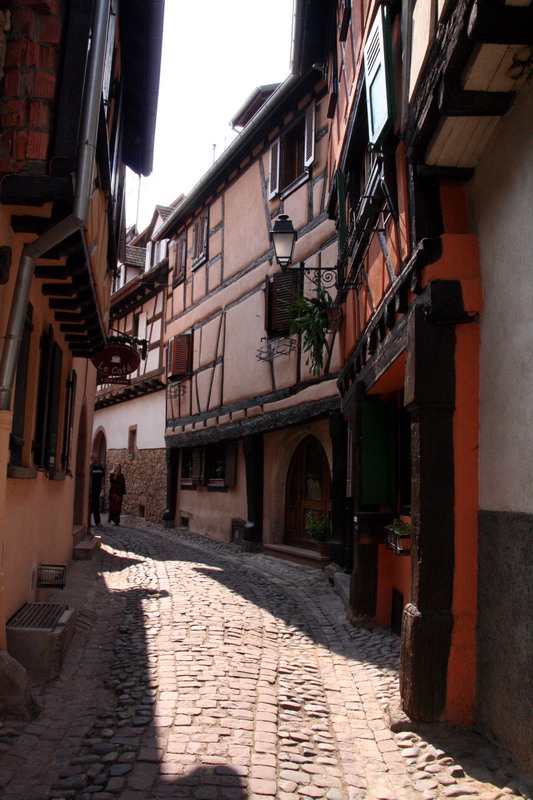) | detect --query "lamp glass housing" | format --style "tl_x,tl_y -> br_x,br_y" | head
270,214 -> 297,269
